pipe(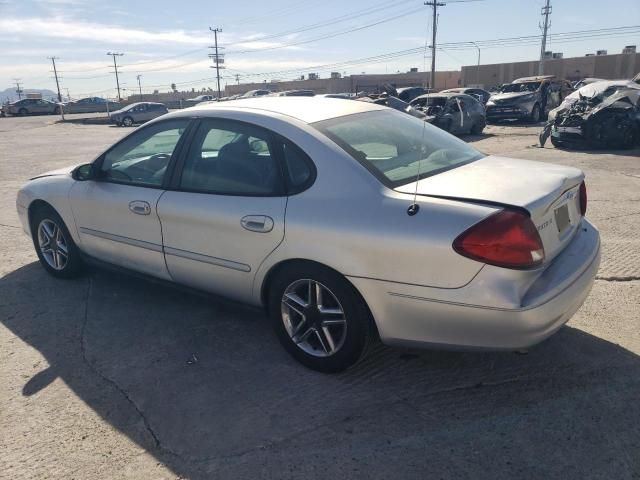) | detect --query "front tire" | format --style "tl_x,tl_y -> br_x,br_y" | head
31,206 -> 84,278
268,264 -> 373,373
122,116 -> 134,127
18,108 -> 28,116
530,104 -> 541,123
